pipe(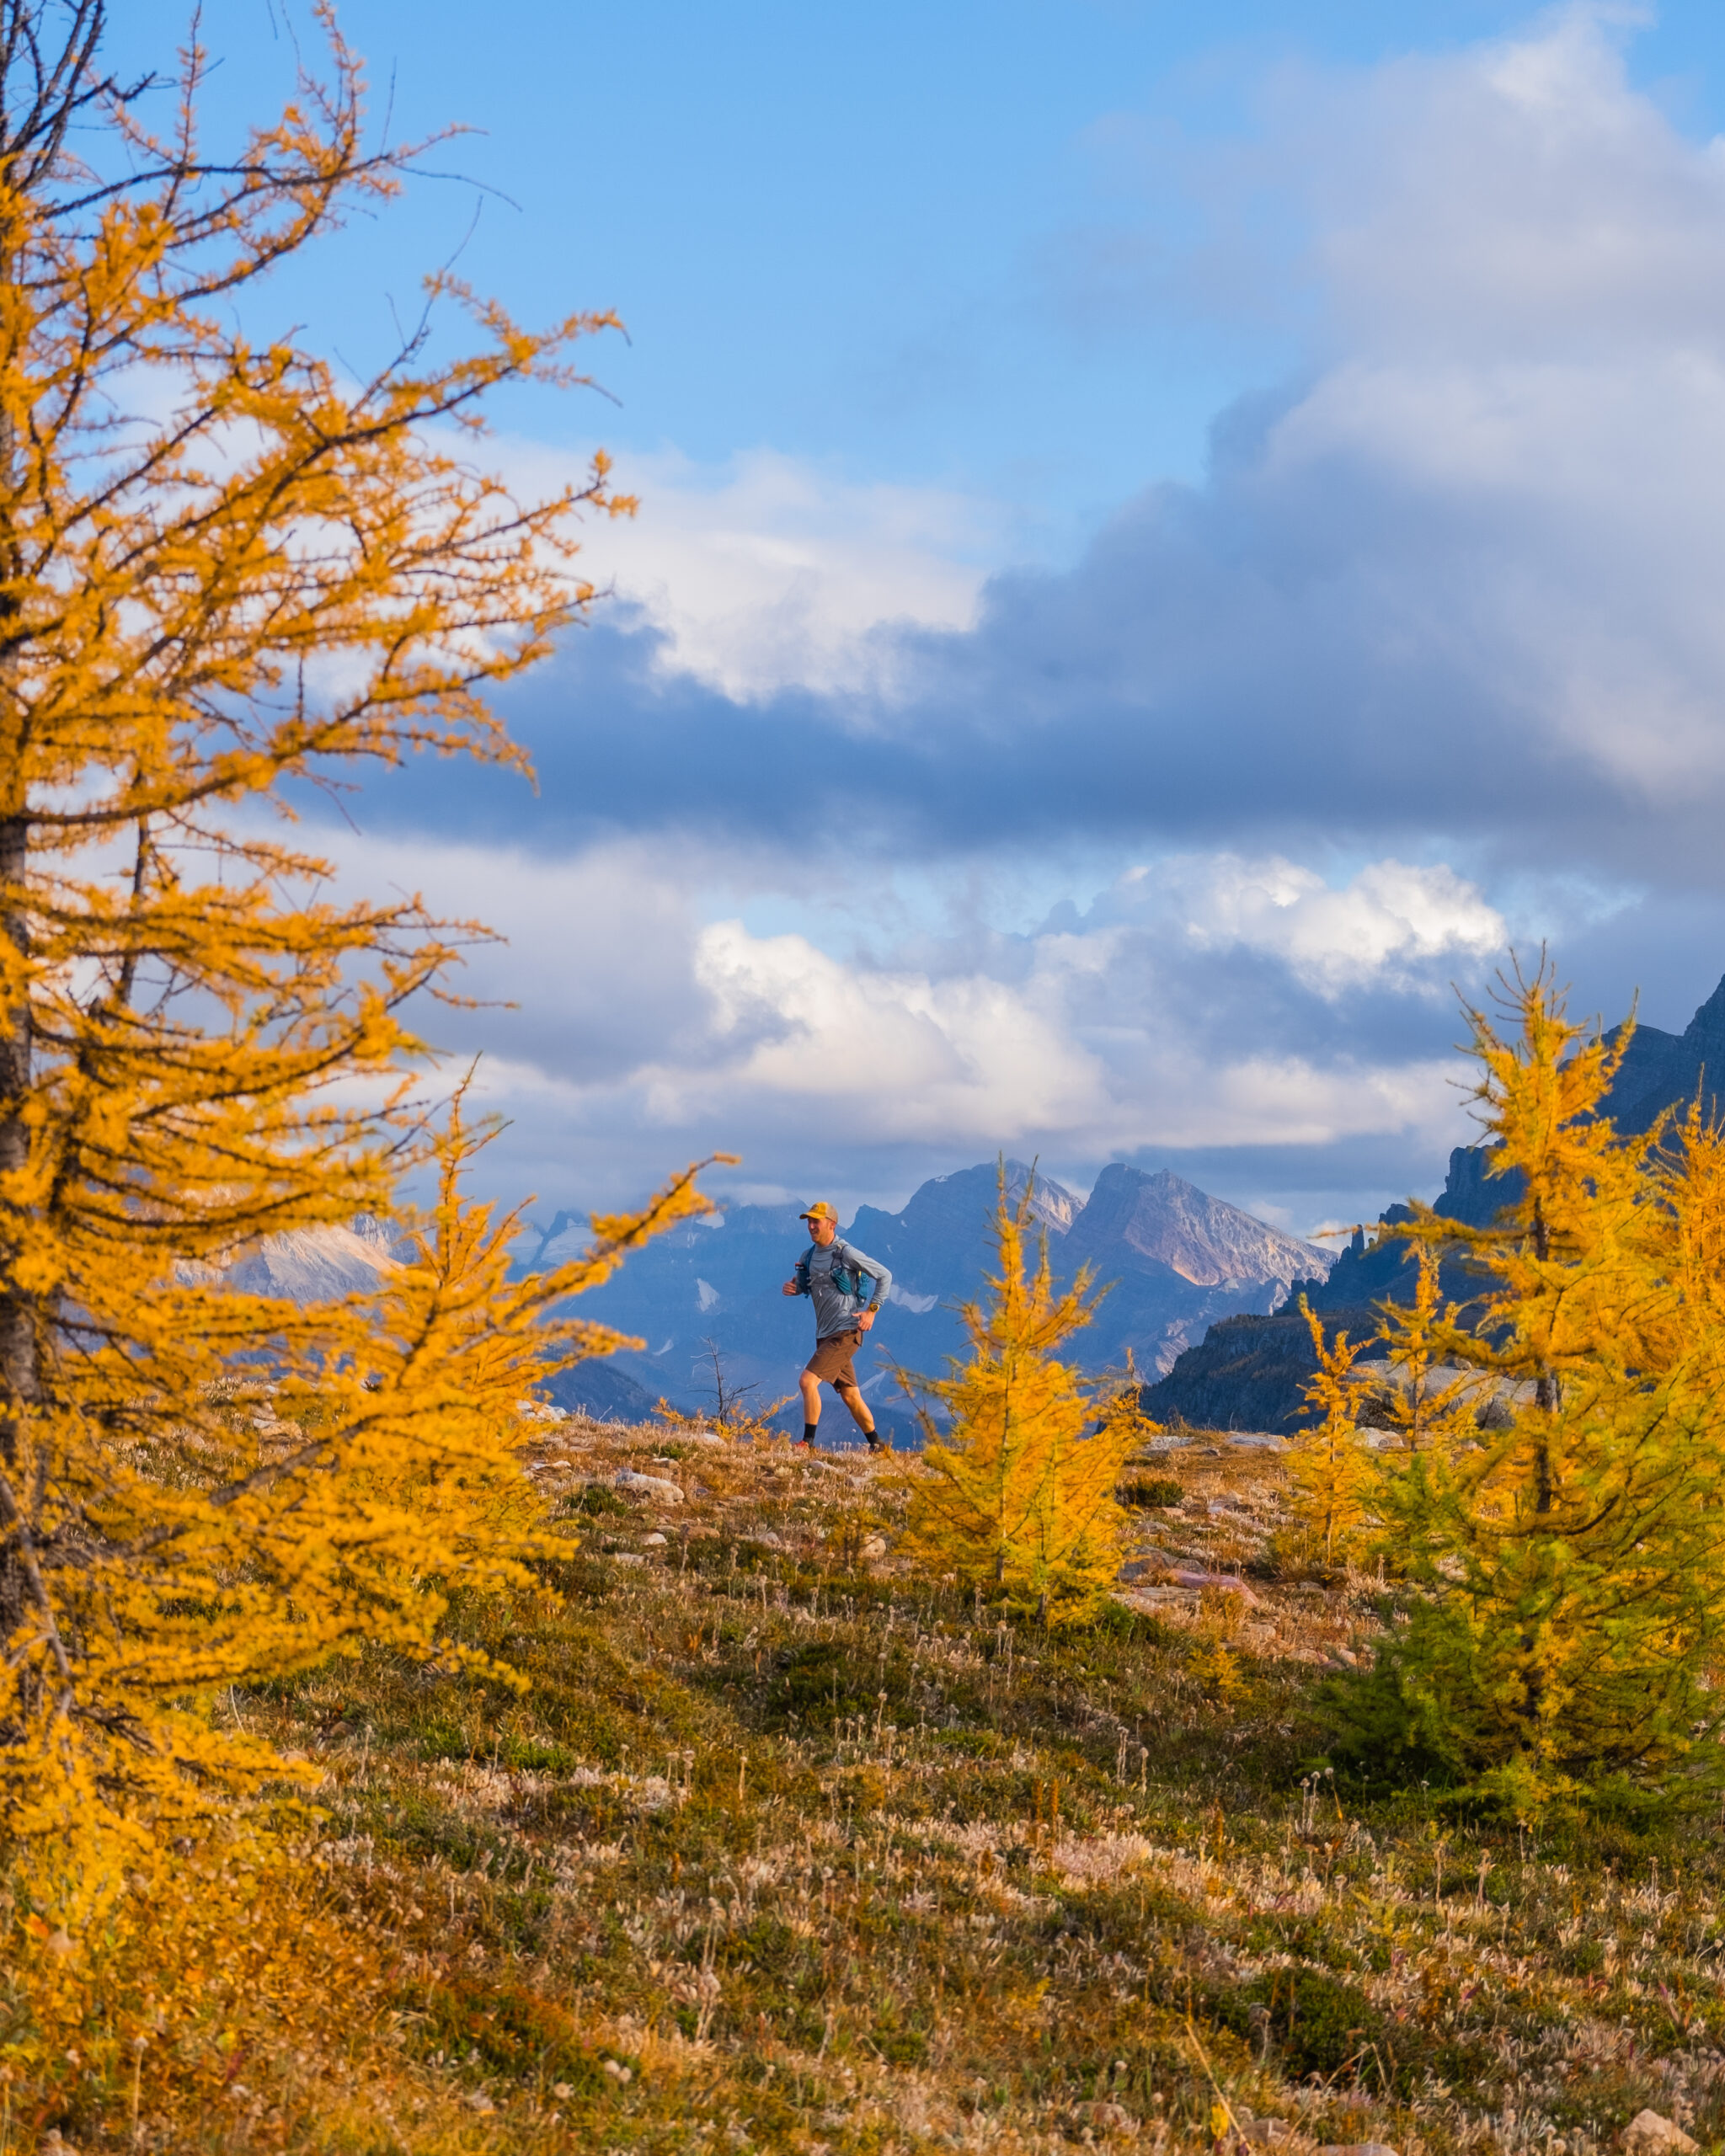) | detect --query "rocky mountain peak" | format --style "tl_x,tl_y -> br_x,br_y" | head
888,1157 -> 1079,1243
1063,1163 -> 1331,1290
